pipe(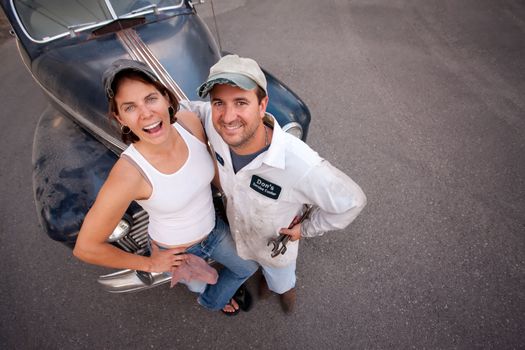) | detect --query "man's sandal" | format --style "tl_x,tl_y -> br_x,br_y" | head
233,284 -> 253,312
